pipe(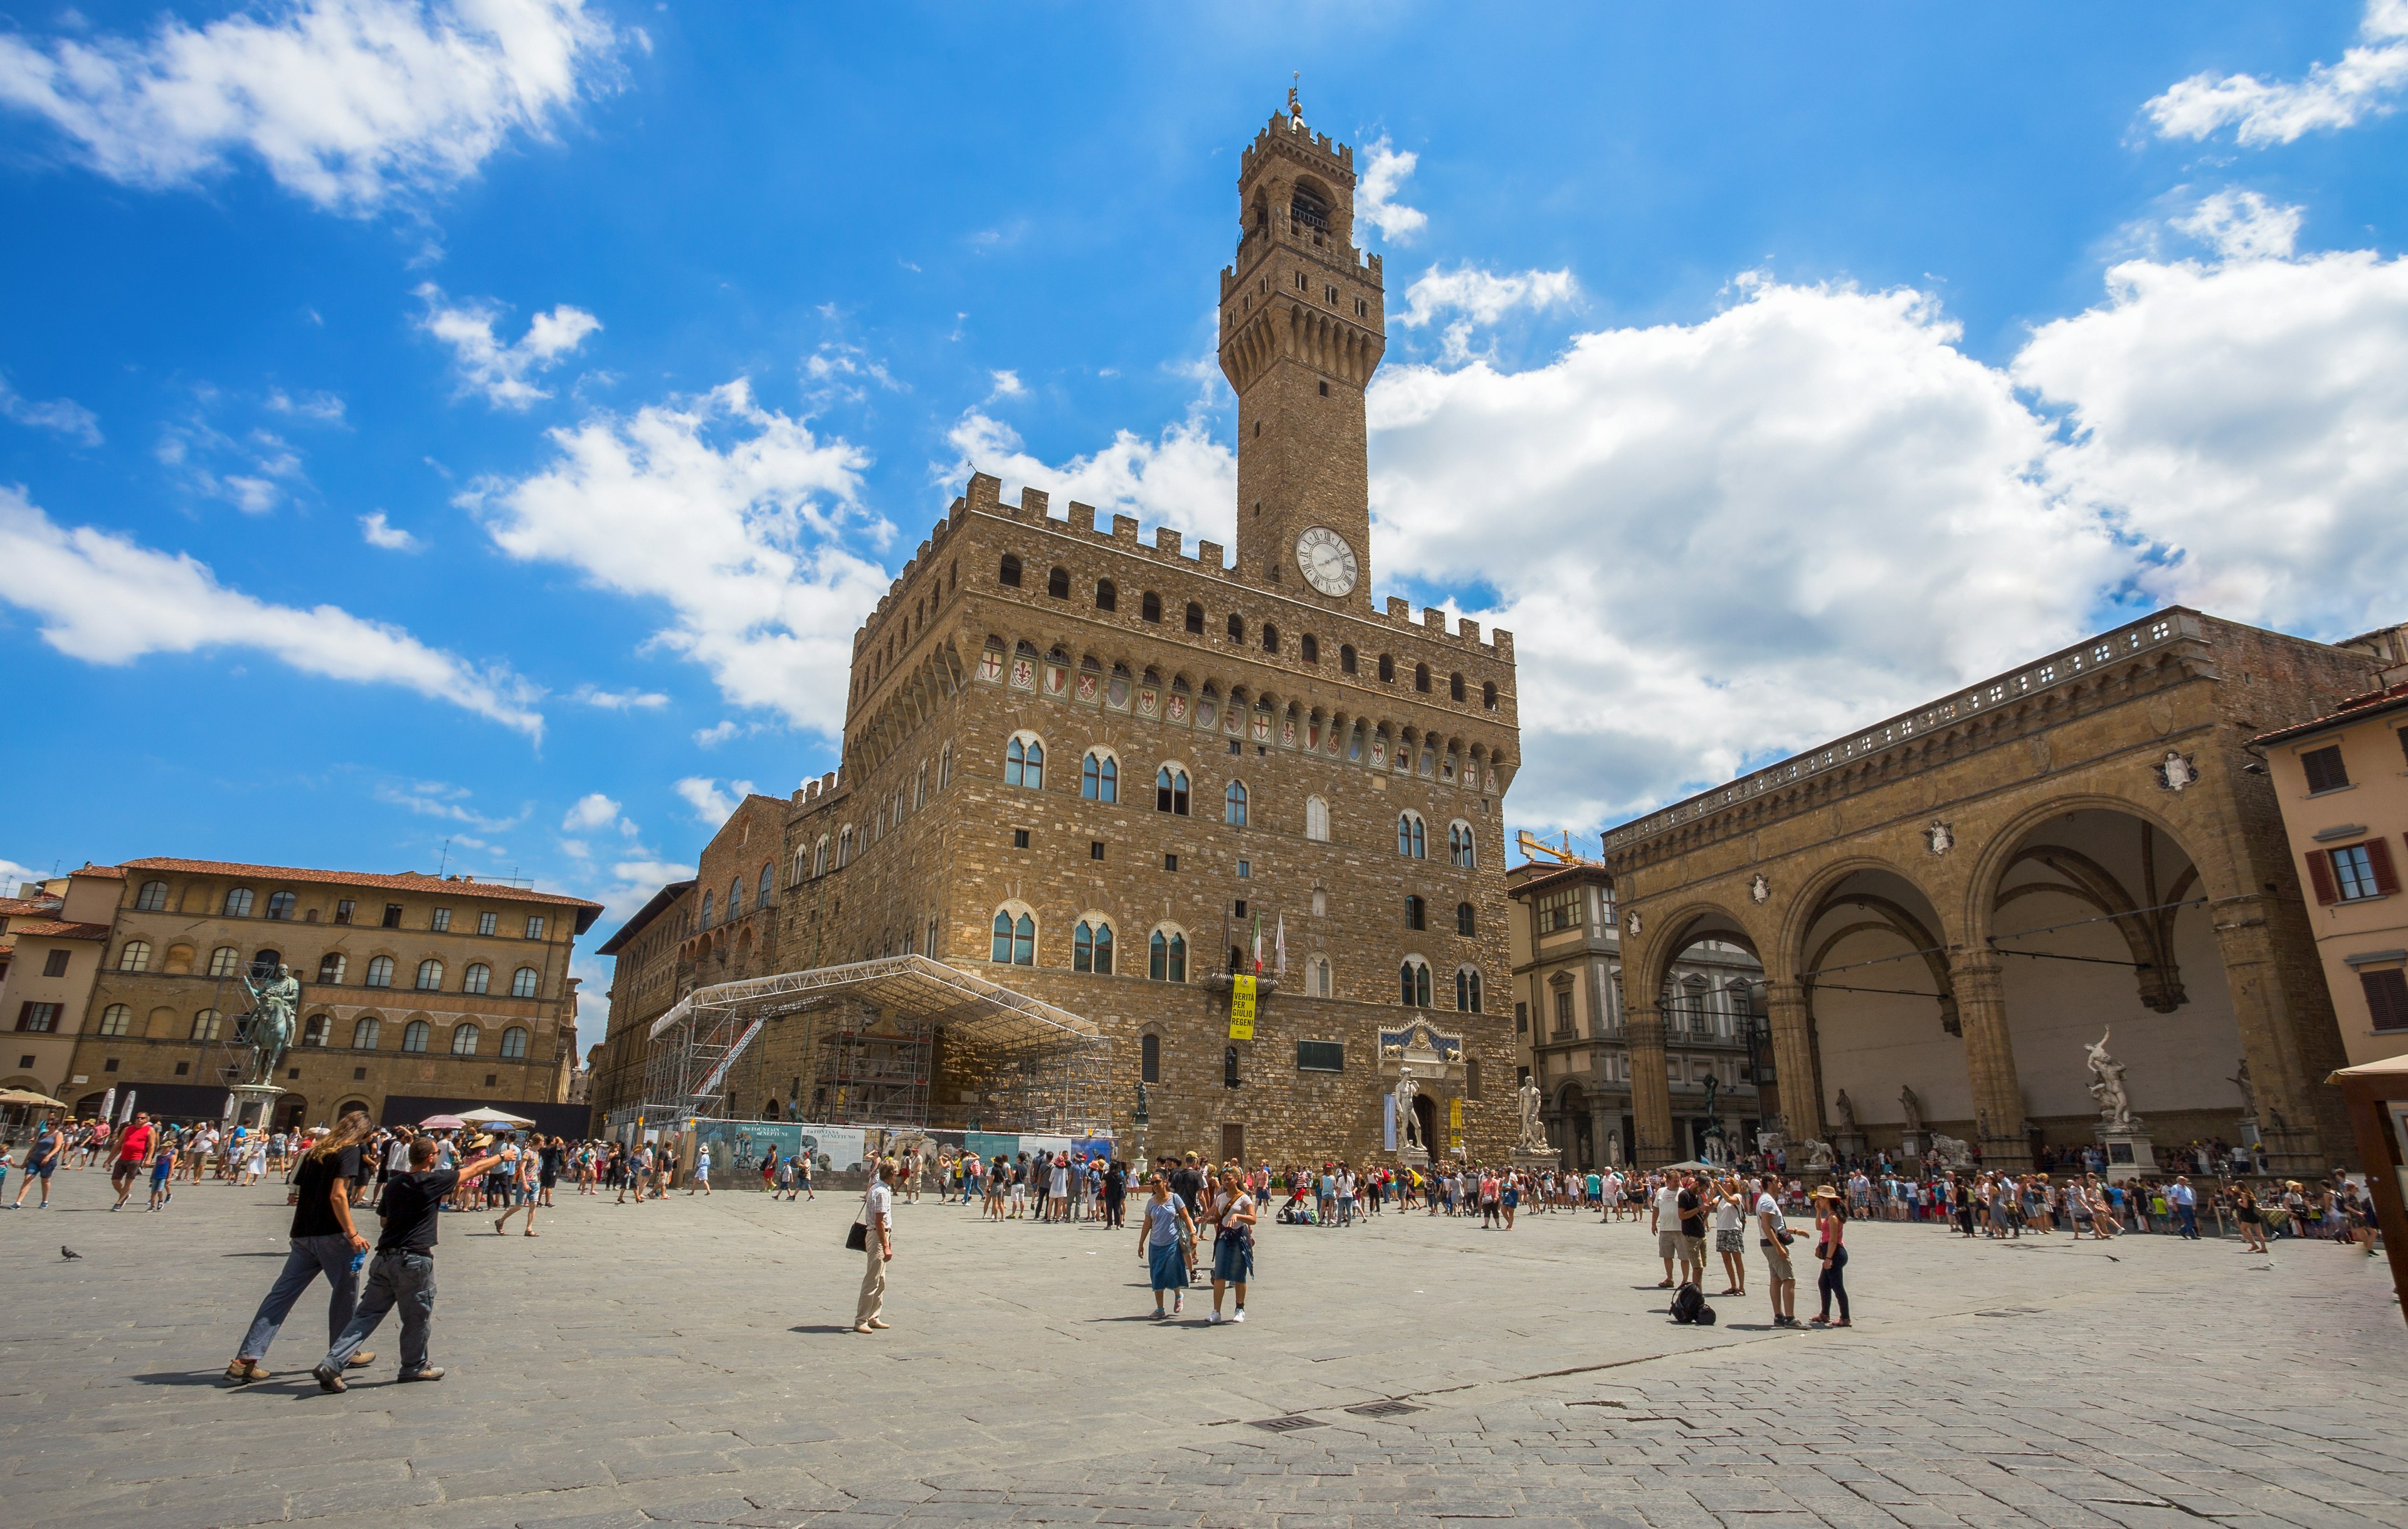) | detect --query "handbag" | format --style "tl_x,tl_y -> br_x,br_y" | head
846,1207 -> 869,1251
